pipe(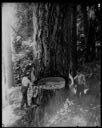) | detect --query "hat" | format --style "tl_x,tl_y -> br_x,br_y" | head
16,36 -> 21,41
